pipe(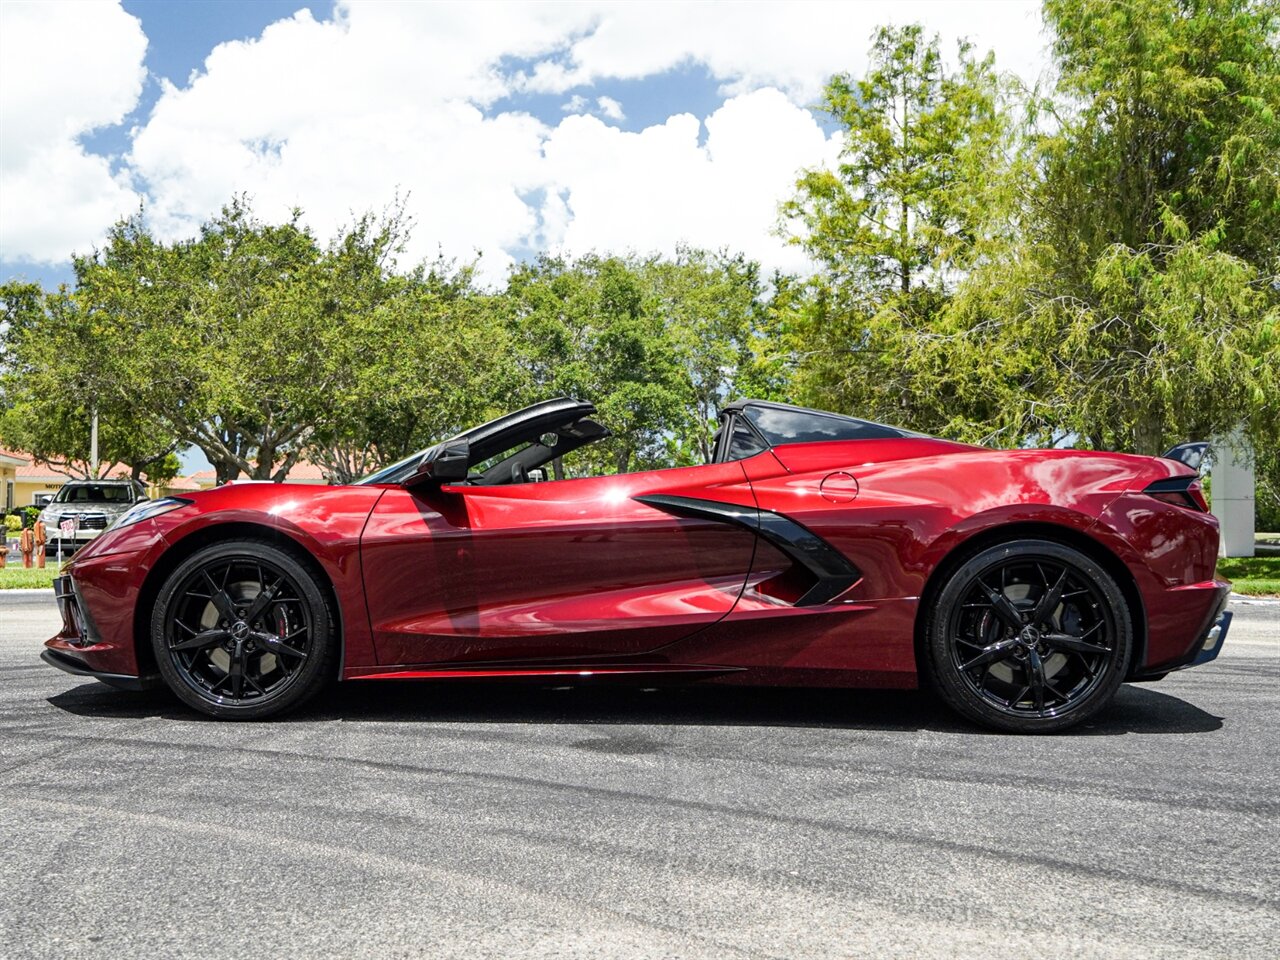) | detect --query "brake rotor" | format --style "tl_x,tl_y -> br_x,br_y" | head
200,580 -> 292,680
980,582 -> 1070,685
